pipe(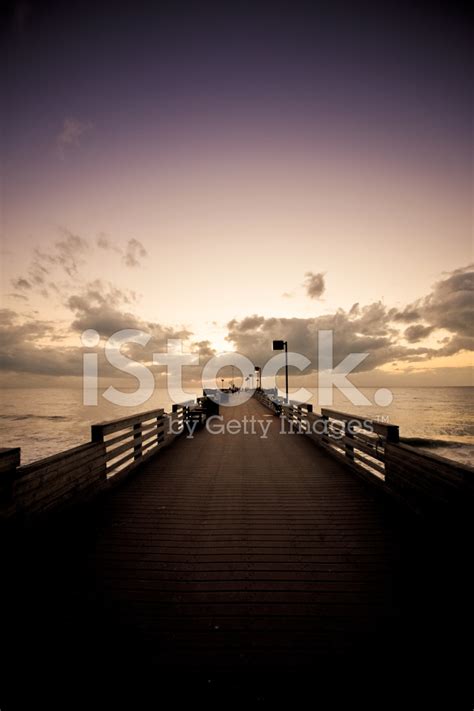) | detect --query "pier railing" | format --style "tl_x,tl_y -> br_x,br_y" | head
0,398 -> 214,523
308,407 -> 399,483
255,390 -> 473,518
